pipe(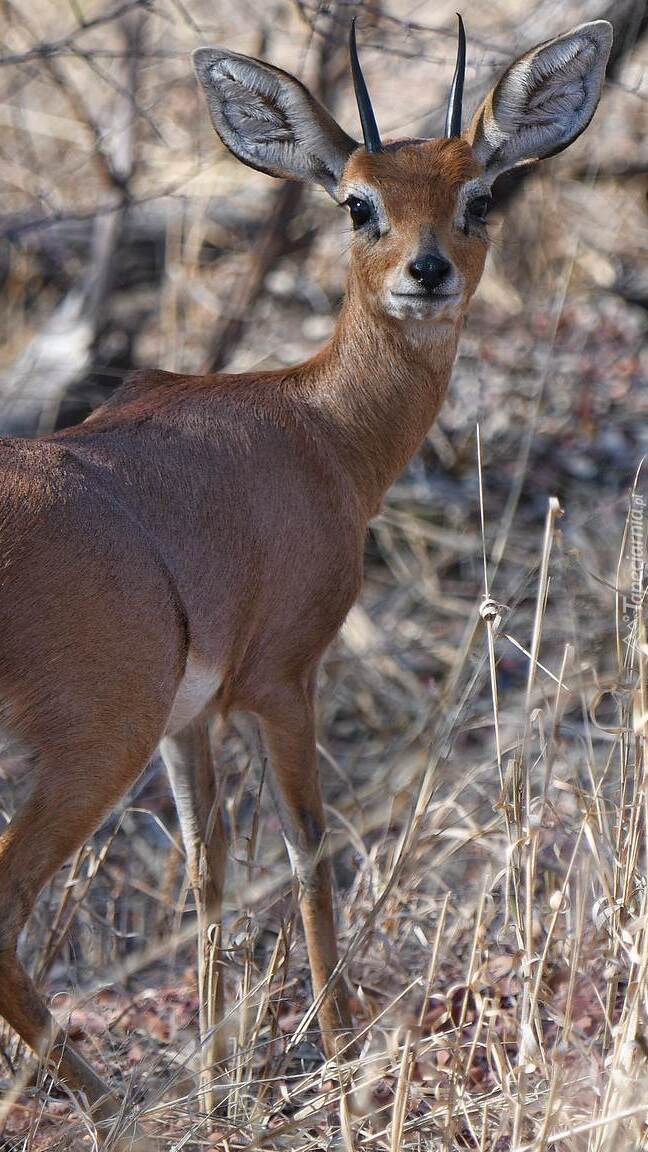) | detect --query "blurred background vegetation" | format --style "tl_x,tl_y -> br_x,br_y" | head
0,1 -> 647,1149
